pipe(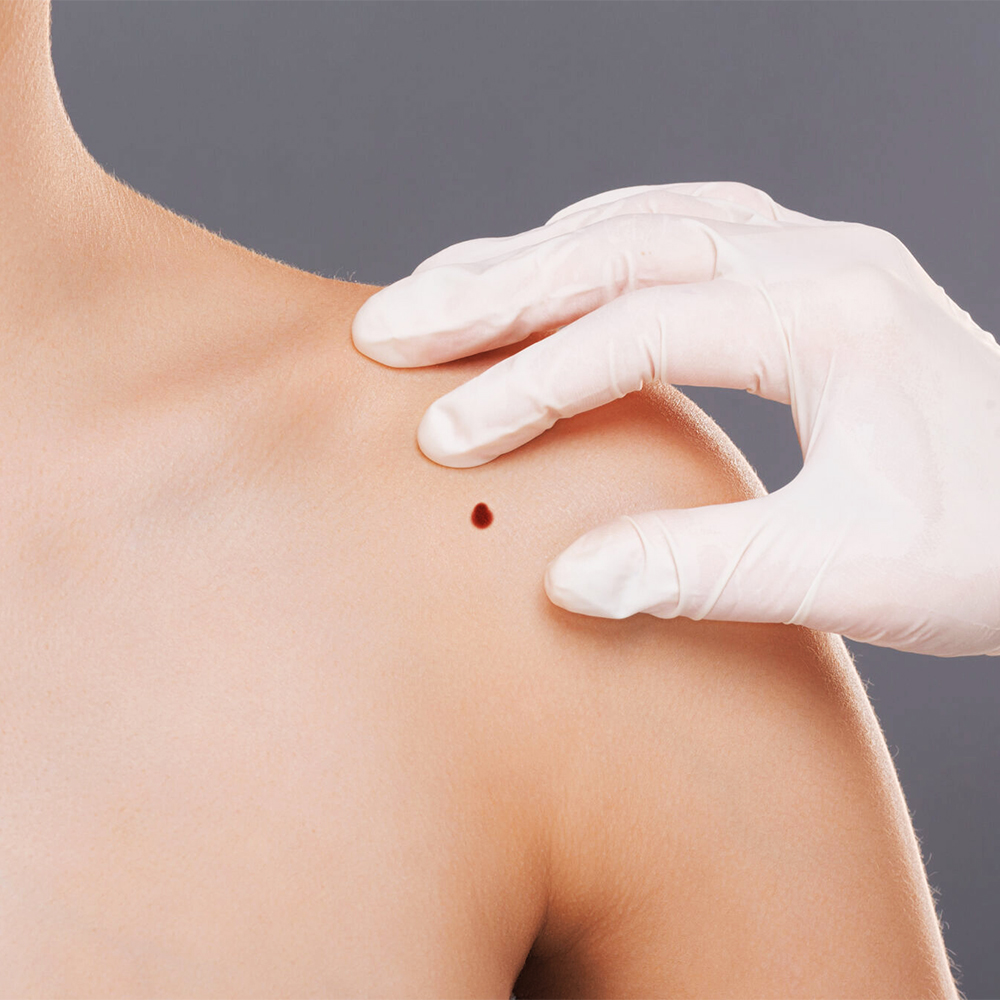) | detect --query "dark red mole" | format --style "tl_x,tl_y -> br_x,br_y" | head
471,502 -> 493,529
